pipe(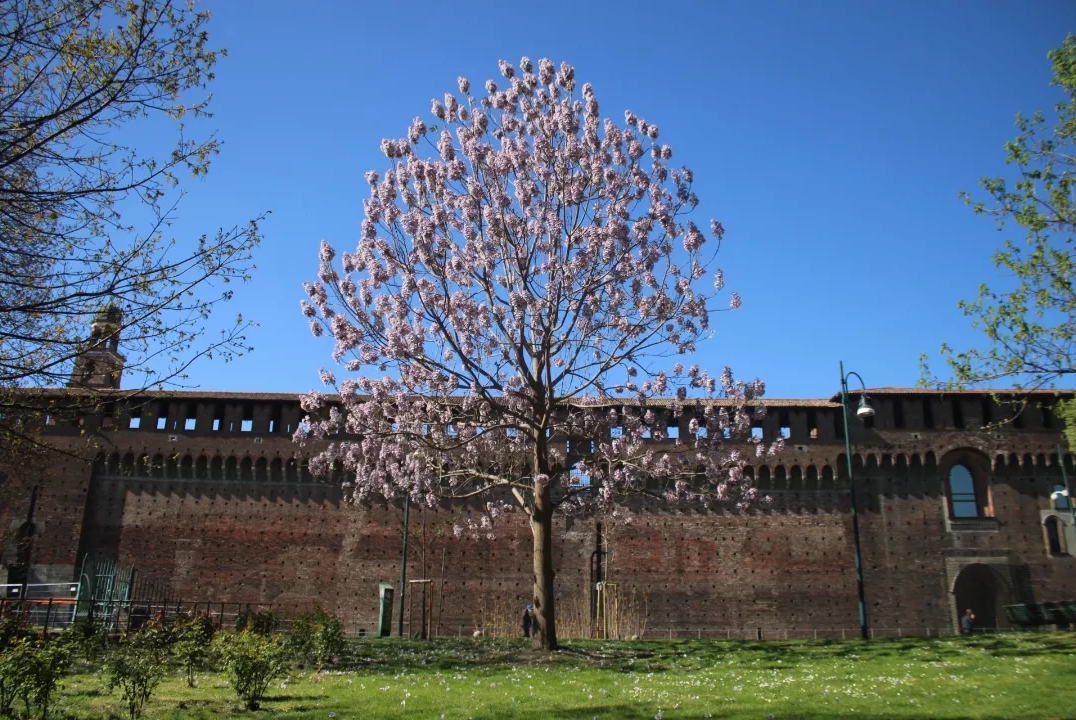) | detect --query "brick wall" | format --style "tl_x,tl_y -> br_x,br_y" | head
8,390 -> 1076,636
